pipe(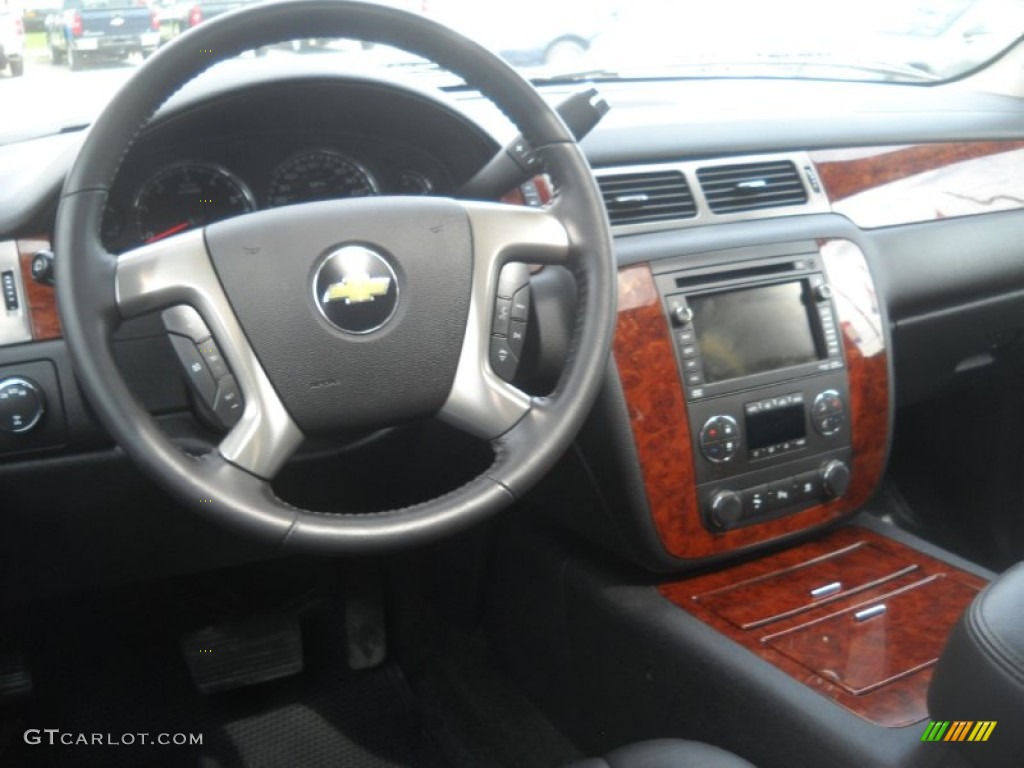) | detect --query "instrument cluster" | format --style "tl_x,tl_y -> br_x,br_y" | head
102,136 -> 451,252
